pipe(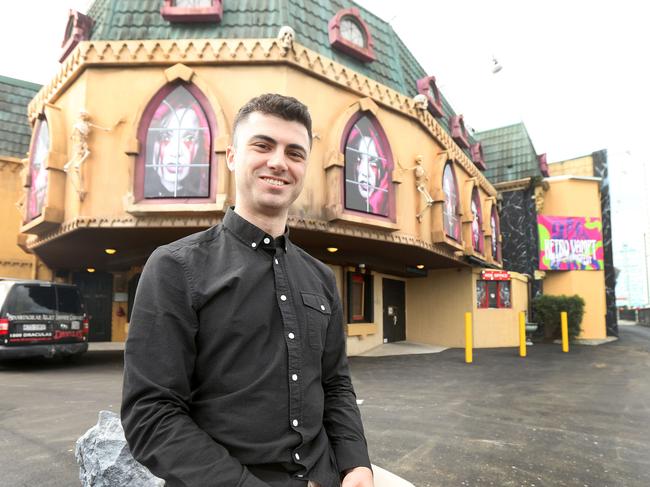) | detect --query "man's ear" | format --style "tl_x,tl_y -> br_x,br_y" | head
225,145 -> 236,171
